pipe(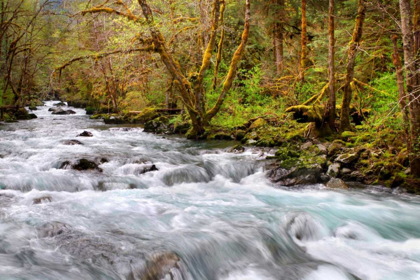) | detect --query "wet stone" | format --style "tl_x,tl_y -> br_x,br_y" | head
33,196 -> 52,204
77,131 -> 93,137
61,139 -> 83,145
38,222 -> 70,238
